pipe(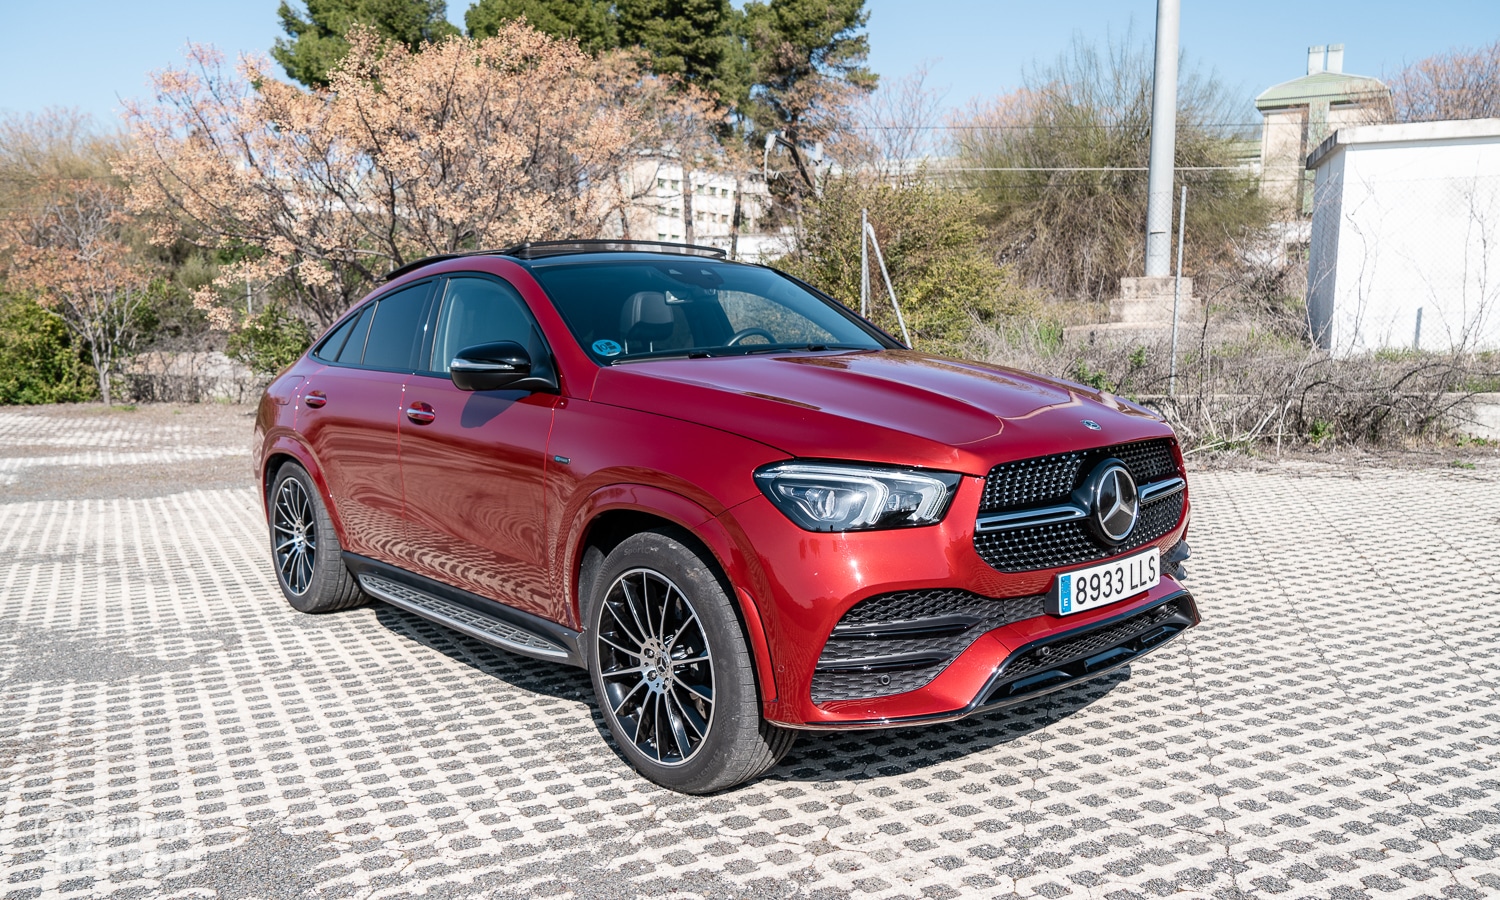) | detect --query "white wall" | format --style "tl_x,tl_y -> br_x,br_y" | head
1306,120 -> 1500,355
